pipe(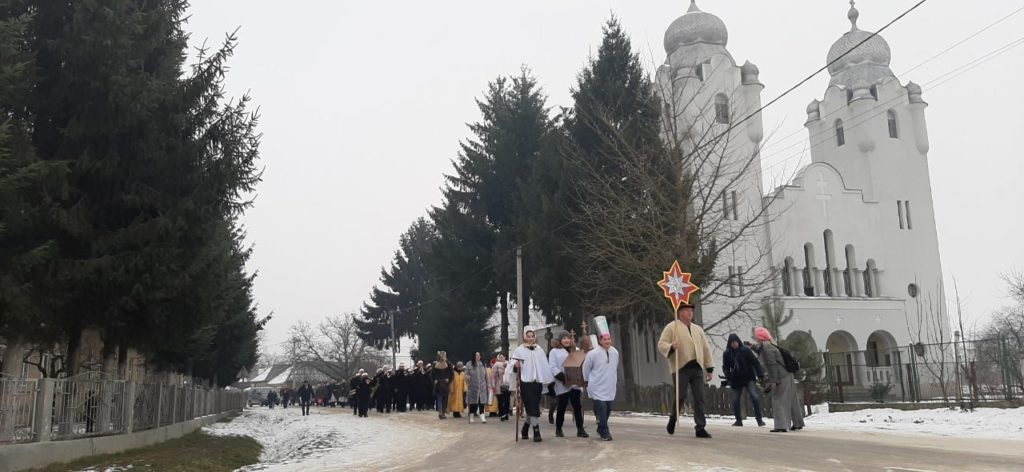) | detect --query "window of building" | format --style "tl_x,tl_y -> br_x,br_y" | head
905,200 -> 913,229
737,266 -> 745,295
731,190 -> 739,221
823,230 -> 836,296
803,243 -> 817,296
728,265 -> 736,297
715,94 -> 730,124
897,200 -> 905,229
782,258 -> 795,296
887,110 -> 899,139
835,119 -> 846,146
908,283 -> 918,298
